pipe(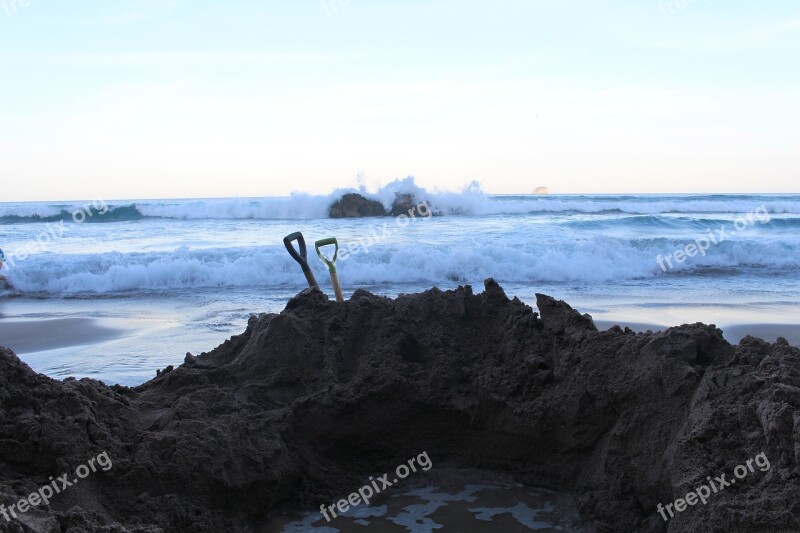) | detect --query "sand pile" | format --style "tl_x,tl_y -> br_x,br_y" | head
1,280 -> 798,532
